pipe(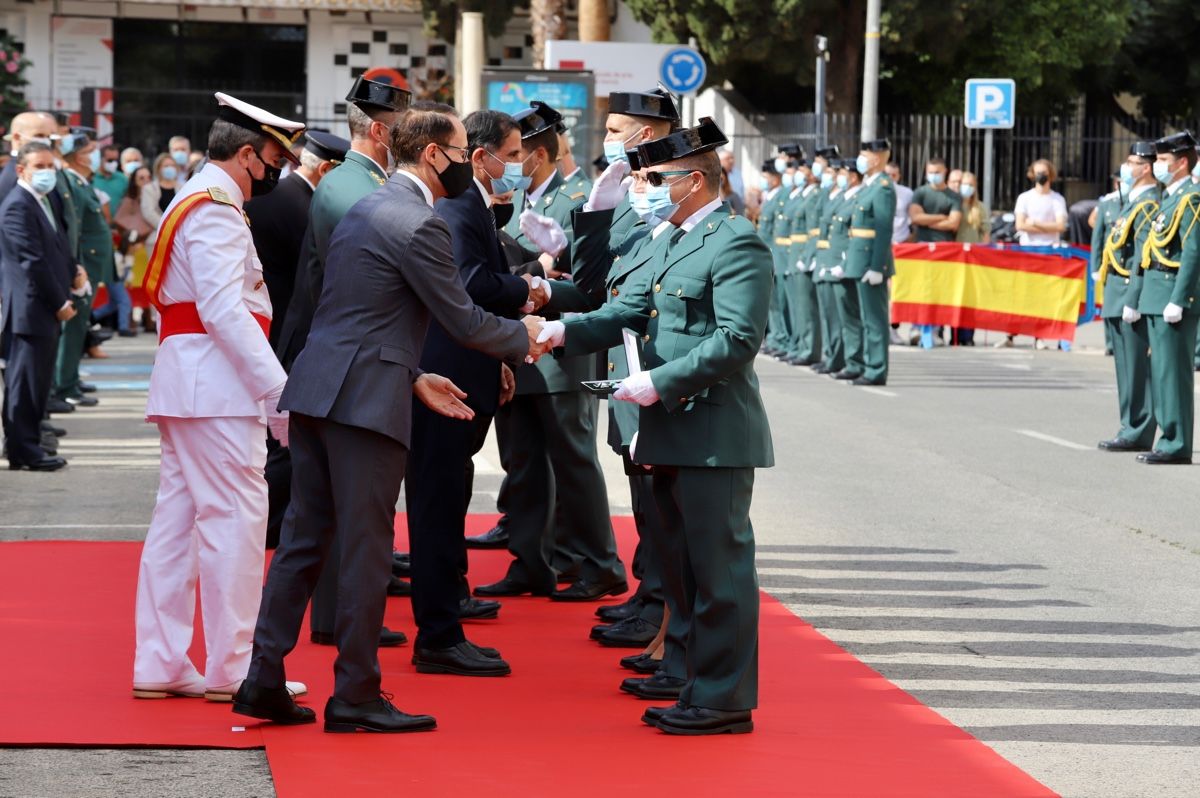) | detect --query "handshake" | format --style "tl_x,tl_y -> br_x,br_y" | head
518,317 -> 565,365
